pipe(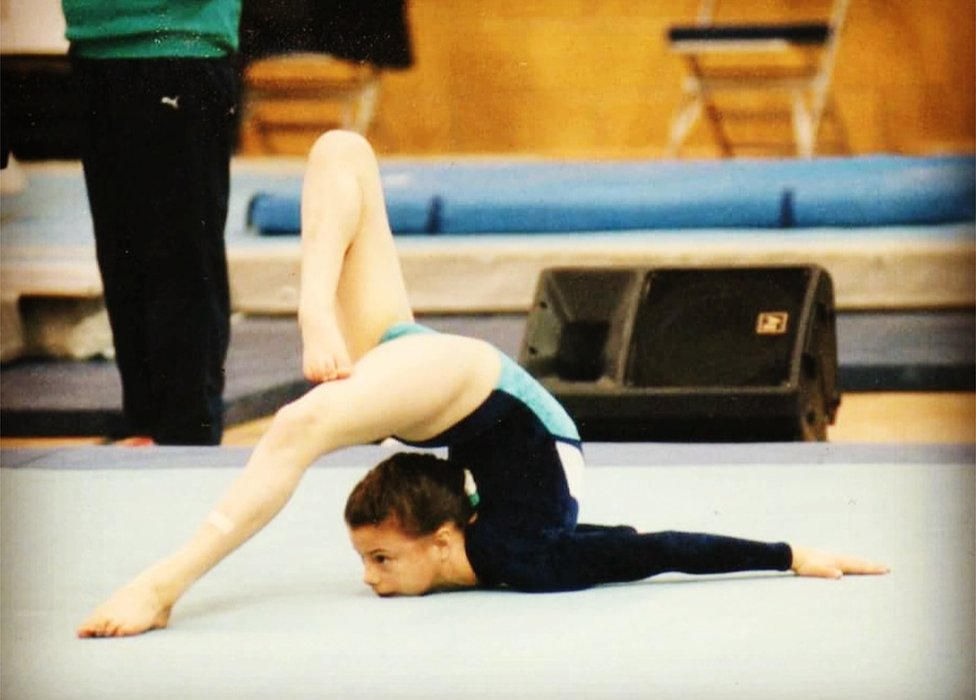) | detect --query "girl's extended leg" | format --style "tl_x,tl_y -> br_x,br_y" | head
298,130 -> 414,381
77,330 -> 499,638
